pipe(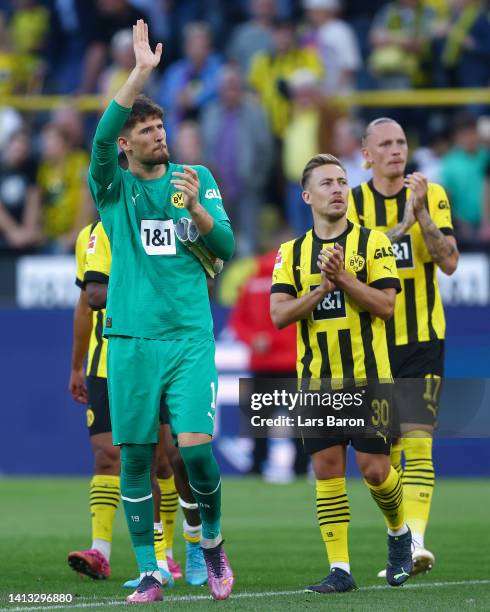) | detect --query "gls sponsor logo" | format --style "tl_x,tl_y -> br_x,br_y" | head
205,188 -> 222,200
438,200 -> 450,209
311,285 -> 347,320
374,245 -> 394,259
